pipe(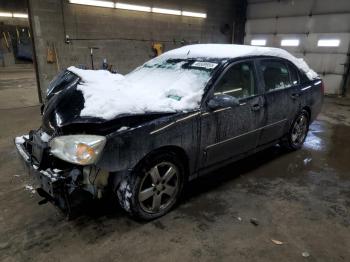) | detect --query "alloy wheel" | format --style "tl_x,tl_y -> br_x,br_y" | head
291,114 -> 308,146
138,162 -> 179,213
